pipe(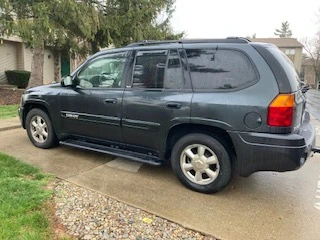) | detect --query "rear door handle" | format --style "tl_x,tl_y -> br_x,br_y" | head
166,102 -> 182,109
104,98 -> 117,104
